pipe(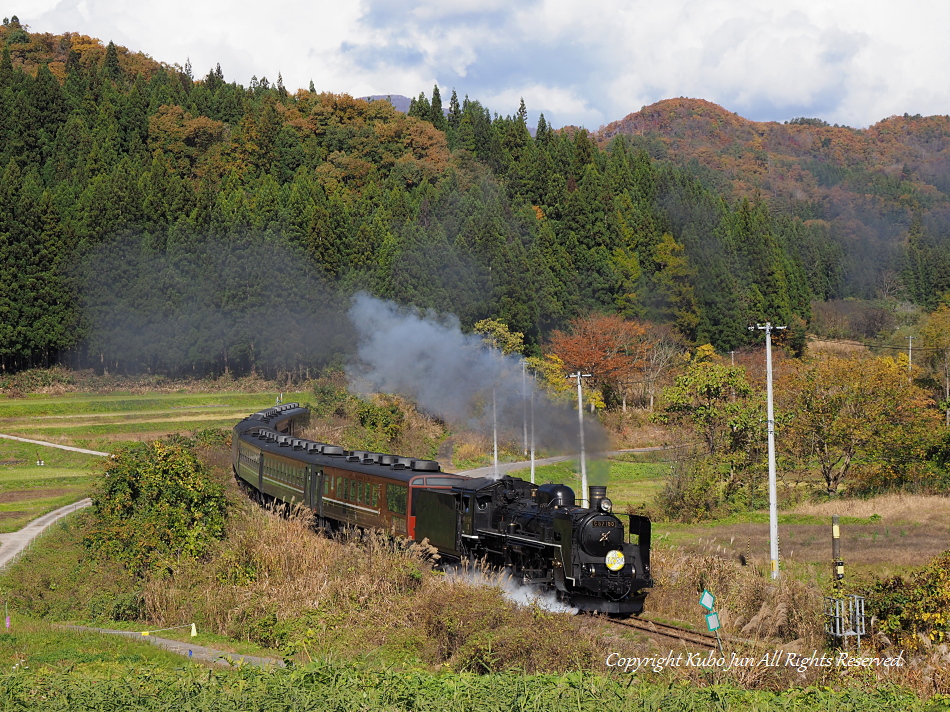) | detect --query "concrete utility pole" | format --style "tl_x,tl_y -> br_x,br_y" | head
907,335 -> 914,381
522,360 -> 528,456
750,322 -> 785,580
568,372 -> 592,506
530,370 -> 537,484
492,386 -> 498,477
